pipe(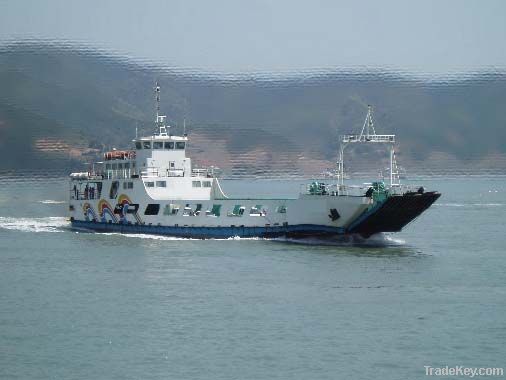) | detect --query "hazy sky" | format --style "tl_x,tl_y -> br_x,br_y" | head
1,0 -> 505,75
